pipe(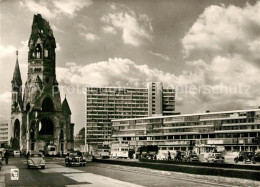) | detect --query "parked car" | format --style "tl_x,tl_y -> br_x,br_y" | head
6,149 -> 14,157
136,146 -> 158,160
251,152 -> 260,164
65,151 -> 86,167
174,151 -> 186,161
205,153 -> 224,163
184,153 -> 200,162
27,152 -> 45,169
14,150 -> 21,157
234,151 -> 255,163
